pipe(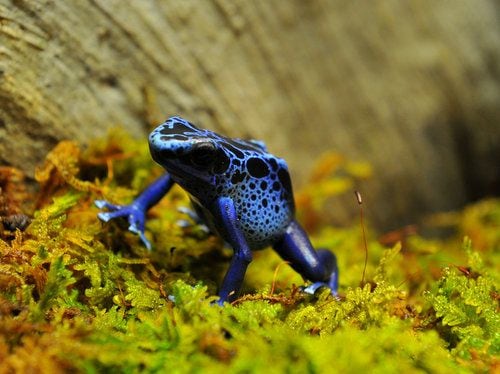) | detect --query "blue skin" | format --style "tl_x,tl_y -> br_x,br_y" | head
96,116 -> 338,305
